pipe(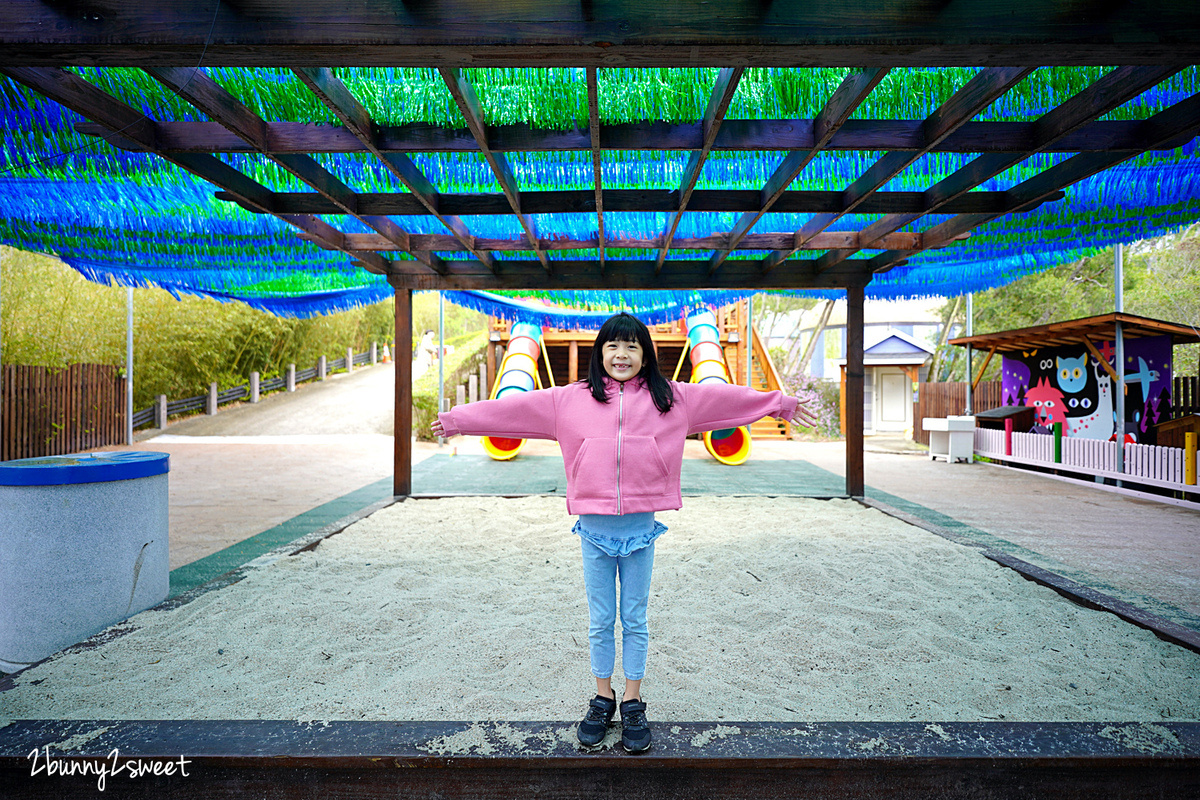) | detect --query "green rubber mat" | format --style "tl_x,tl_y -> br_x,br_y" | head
414,454 -> 847,497
168,476 -> 394,599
